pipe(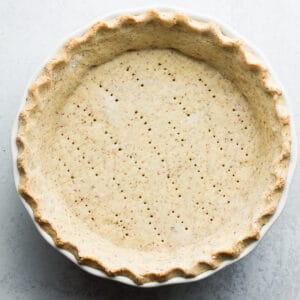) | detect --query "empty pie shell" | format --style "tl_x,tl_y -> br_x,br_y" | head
15,10 -> 291,284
